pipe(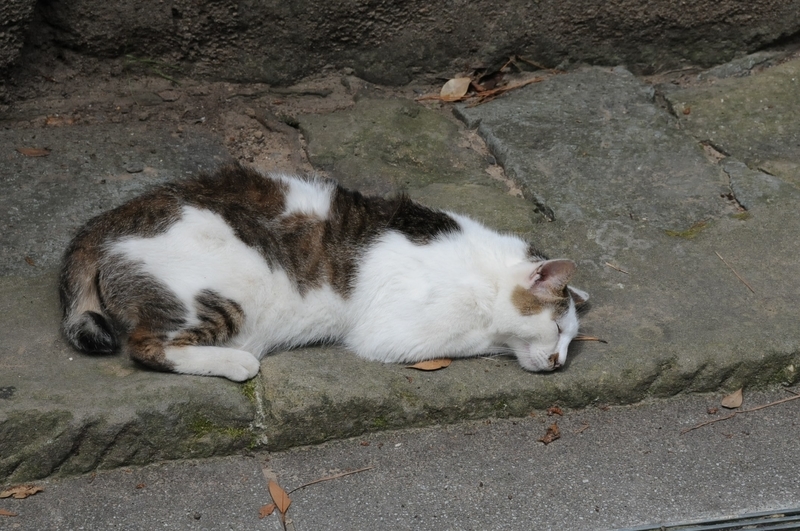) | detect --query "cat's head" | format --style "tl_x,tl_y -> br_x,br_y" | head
494,259 -> 588,372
